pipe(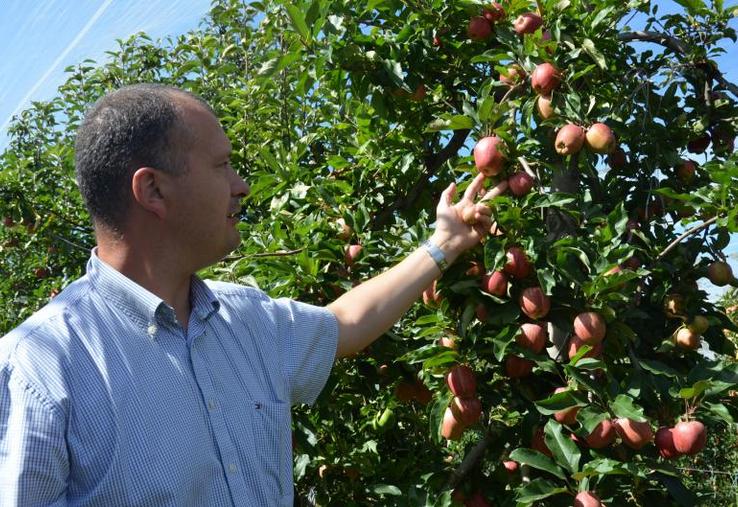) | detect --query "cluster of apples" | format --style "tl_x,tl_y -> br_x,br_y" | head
472,136 -> 536,196
441,364 -> 483,440
467,4 -> 549,42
